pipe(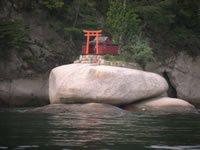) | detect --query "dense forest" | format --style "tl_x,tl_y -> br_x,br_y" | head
0,0 -> 200,68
